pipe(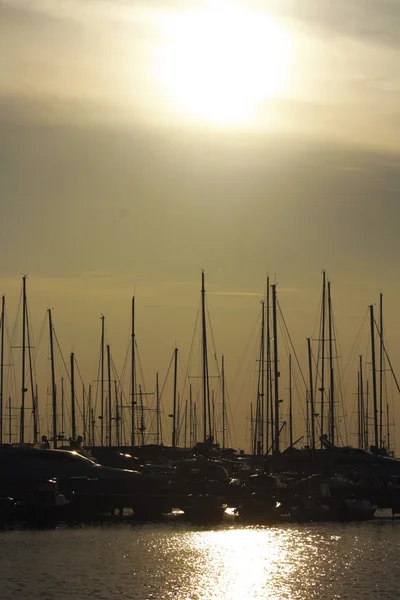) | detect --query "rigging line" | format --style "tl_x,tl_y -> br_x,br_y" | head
277,300 -> 307,391
342,308 -> 369,388
9,284 -> 23,350
206,304 -> 221,375
118,340 -> 130,391
230,310 -> 262,417
159,349 -> 175,436
374,319 -> 400,396
53,328 -> 70,385
231,309 -> 261,392
135,339 -> 148,394
223,379 -> 237,449
330,296 -> 348,444
32,313 -> 47,366
181,304 -> 200,402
